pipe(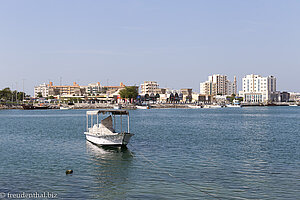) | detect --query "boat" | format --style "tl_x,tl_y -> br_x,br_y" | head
60,106 -> 71,110
113,104 -> 122,109
188,105 -> 202,109
84,110 -> 134,146
226,104 -> 241,108
289,104 -> 298,107
136,105 -> 150,109
22,104 -> 49,110
210,105 -> 222,108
